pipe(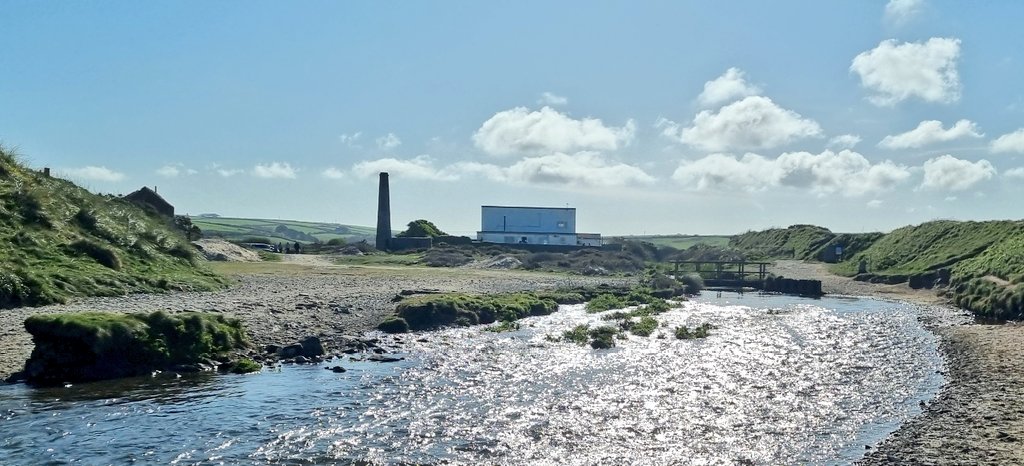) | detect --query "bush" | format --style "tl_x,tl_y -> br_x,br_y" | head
485,320 -> 521,332
679,274 -> 704,294
226,358 -> 262,374
586,293 -> 626,313
675,323 -> 714,339
626,316 -> 658,337
396,292 -> 558,330
378,317 -> 410,333
588,325 -> 619,349
326,238 -> 347,246
73,208 -> 98,230
69,239 -> 122,270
